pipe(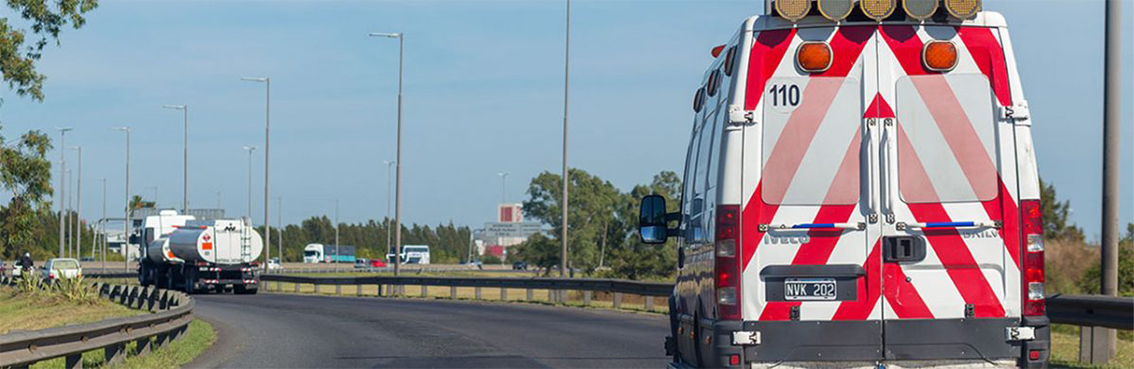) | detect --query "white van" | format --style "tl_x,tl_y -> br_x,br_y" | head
639,1 -> 1047,367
